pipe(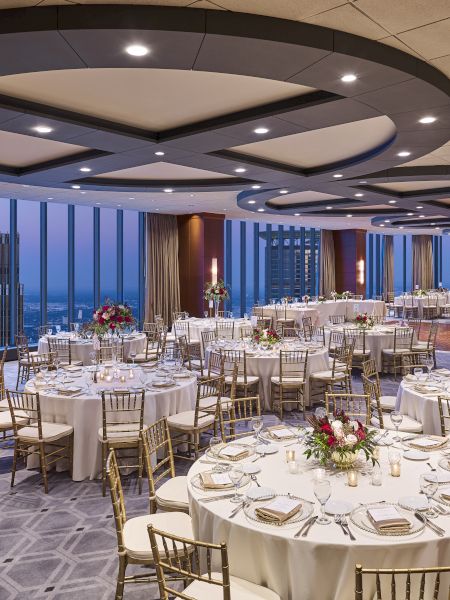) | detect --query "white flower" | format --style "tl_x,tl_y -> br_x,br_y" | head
331,420 -> 343,431
349,420 -> 359,432
103,313 -> 110,320
345,434 -> 358,446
